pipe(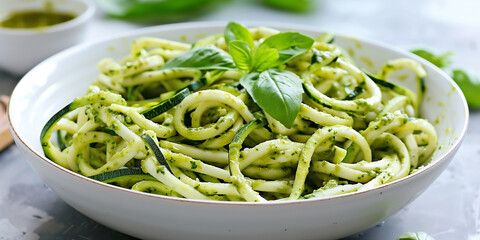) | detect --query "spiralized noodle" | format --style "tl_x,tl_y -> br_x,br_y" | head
41,26 -> 437,202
